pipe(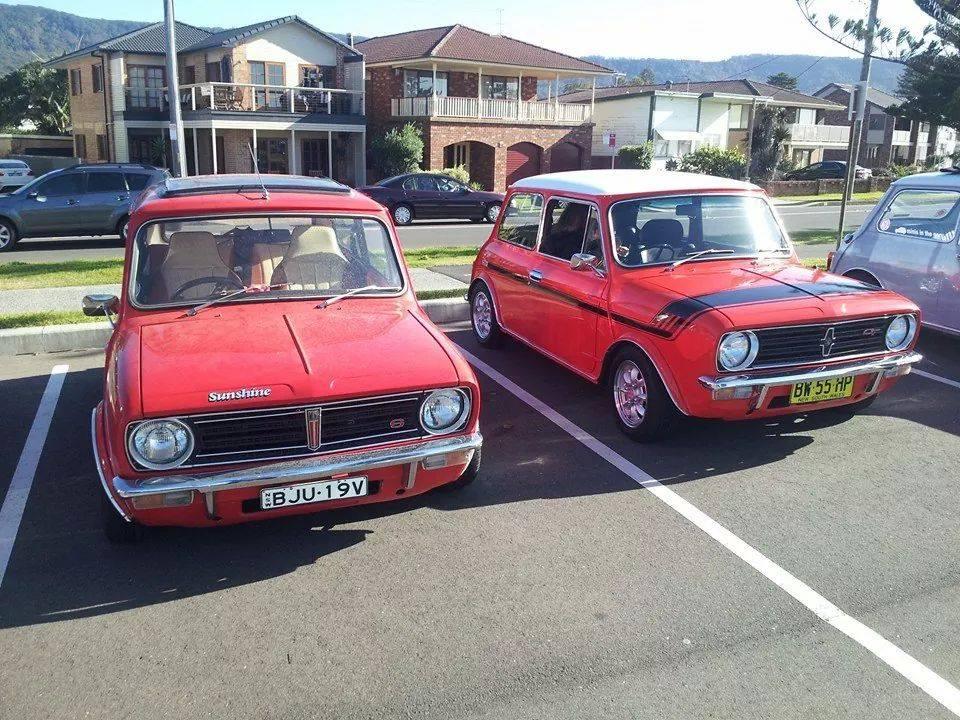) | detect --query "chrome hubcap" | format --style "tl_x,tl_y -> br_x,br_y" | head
0,226 -> 9,248
472,290 -> 492,339
487,204 -> 501,222
120,221 -> 128,239
394,206 -> 411,224
614,360 -> 648,428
